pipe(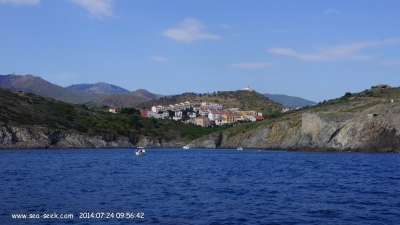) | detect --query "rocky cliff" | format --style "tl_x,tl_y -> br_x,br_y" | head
189,103 -> 400,152
1,109 -> 399,152
0,126 -> 188,149
1,98 -> 399,152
